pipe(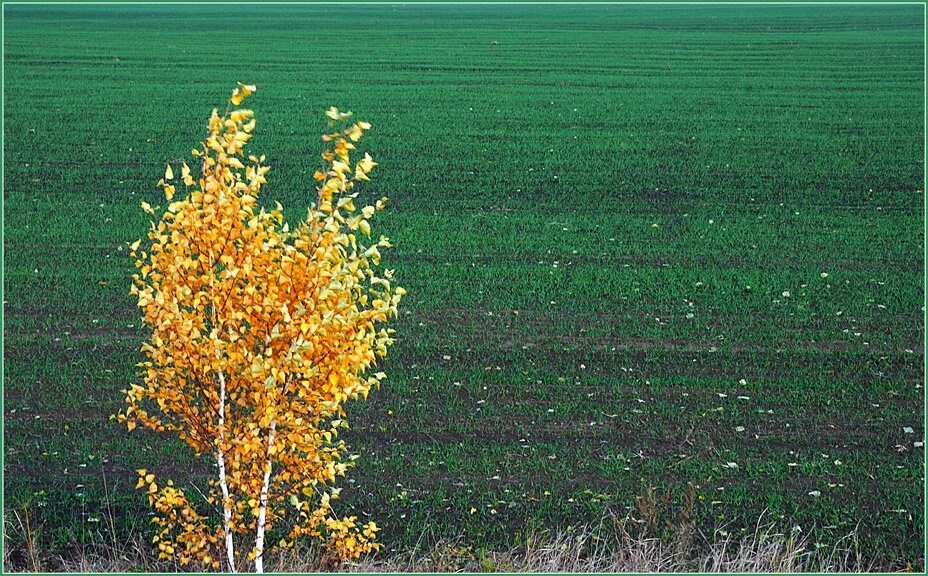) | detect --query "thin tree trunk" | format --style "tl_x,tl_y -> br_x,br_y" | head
253,420 -> 277,574
217,371 -> 237,573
